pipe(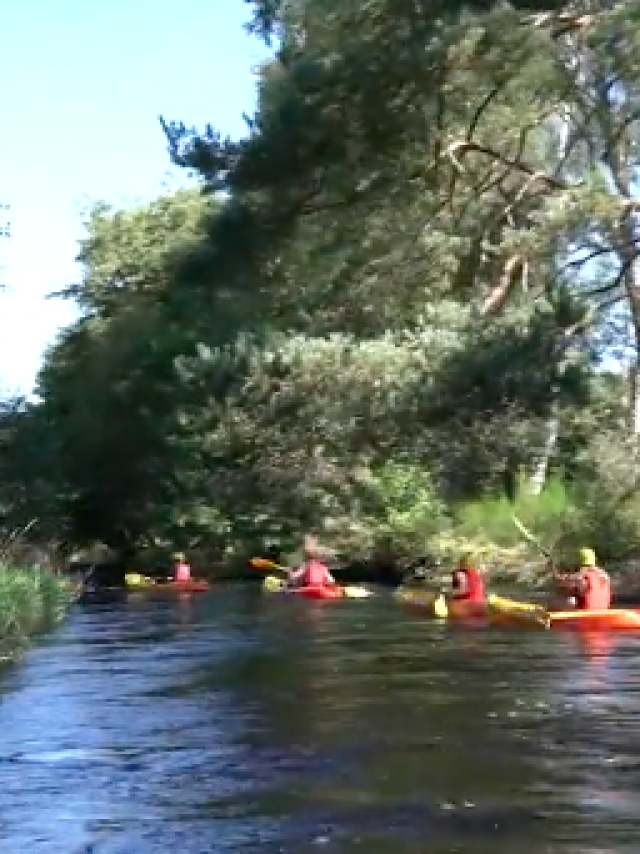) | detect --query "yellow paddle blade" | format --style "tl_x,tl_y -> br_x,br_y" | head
263,575 -> 285,593
342,585 -> 373,599
125,572 -> 154,587
433,593 -> 449,619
